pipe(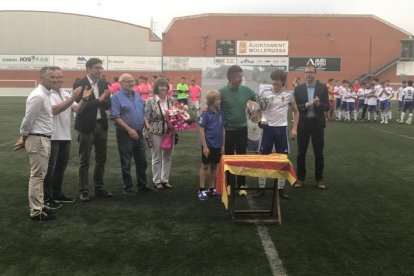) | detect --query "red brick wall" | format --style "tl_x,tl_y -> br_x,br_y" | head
163,15 -> 411,85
